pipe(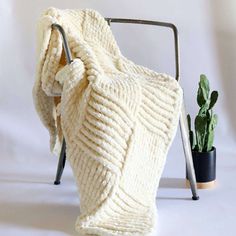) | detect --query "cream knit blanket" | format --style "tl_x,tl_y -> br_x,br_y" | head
33,7 -> 183,236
